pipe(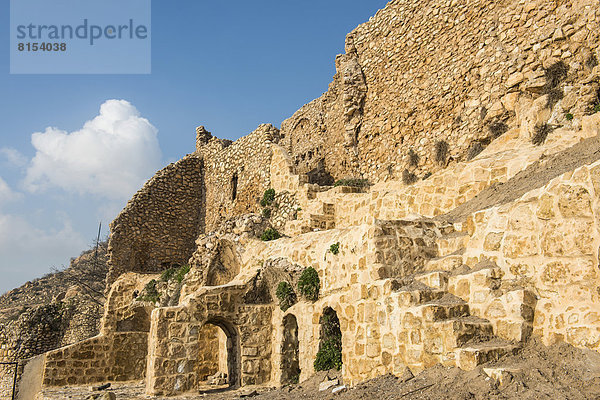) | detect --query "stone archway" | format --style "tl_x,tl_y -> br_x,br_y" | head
281,314 -> 301,384
315,307 -> 343,371
197,318 -> 240,390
